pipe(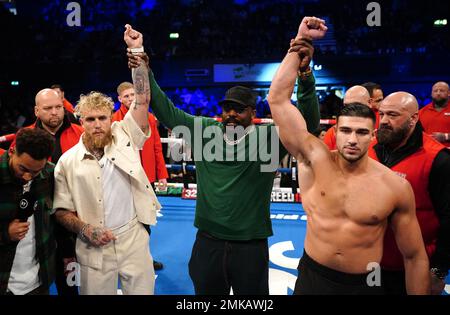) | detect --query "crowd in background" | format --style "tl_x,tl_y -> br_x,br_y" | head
0,0 -> 447,140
